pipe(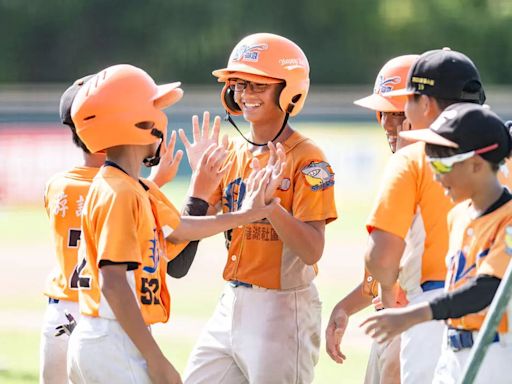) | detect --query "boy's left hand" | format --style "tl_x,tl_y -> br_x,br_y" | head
360,302 -> 432,344
149,130 -> 183,187
250,142 -> 286,204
